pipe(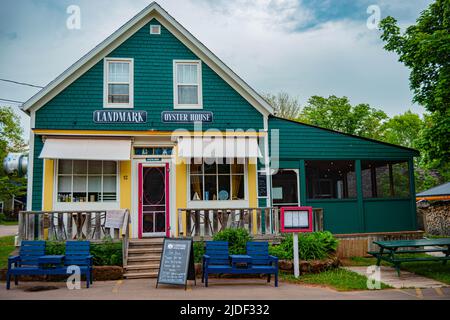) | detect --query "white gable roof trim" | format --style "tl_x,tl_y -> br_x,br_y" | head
21,2 -> 273,117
